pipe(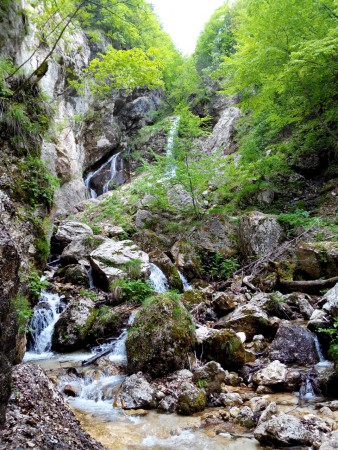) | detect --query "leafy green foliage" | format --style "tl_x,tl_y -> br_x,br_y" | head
110,279 -> 153,304
20,269 -> 49,302
11,293 -> 33,336
202,253 -> 239,281
319,319 -> 338,366
13,156 -> 58,209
